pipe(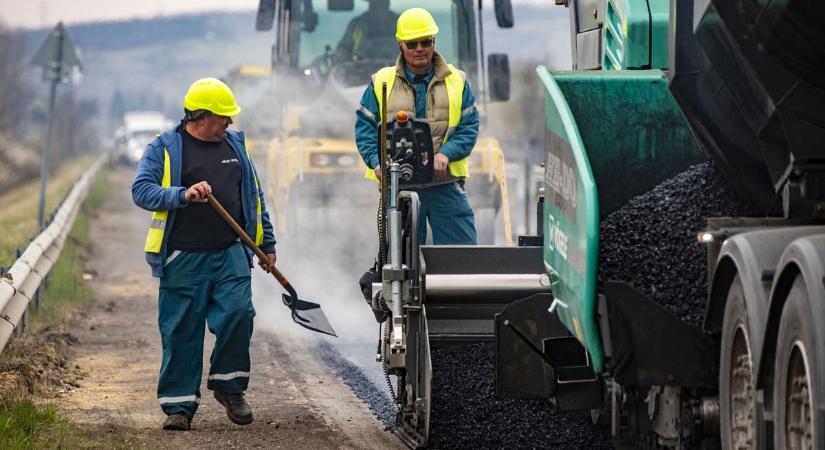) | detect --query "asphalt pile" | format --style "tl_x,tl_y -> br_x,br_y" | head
598,161 -> 758,328
428,343 -> 613,450
327,162 -> 756,448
